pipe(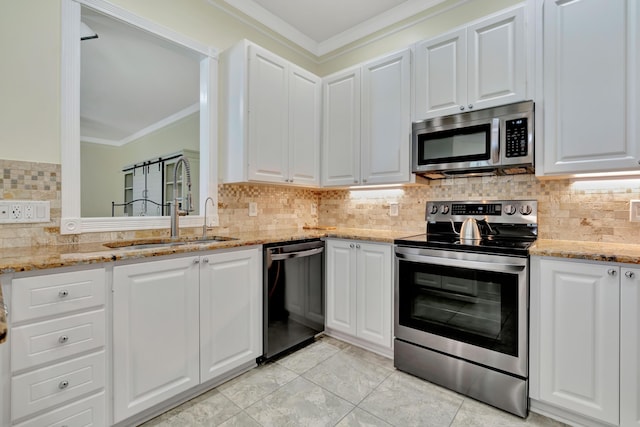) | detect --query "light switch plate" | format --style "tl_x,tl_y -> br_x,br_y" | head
630,200 -> 640,222
389,202 -> 399,217
248,202 -> 258,217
